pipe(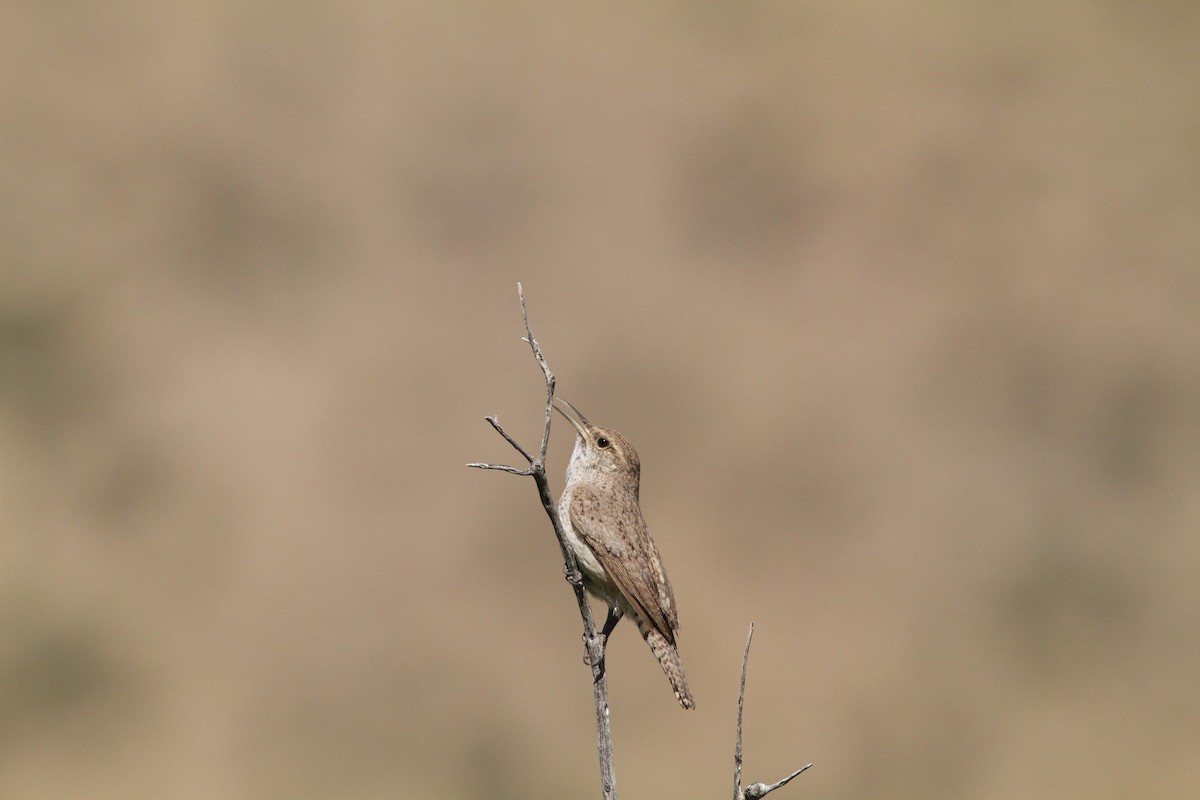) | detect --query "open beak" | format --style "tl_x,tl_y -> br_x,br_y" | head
553,396 -> 590,438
